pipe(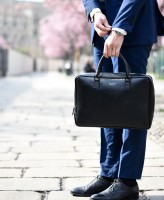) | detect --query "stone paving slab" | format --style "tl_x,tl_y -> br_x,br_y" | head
144,158 -> 164,167
33,140 -> 99,147
0,73 -> 163,200
48,191 -> 88,200
138,177 -> 164,190
0,128 -> 99,136
142,167 -> 164,177
76,146 -> 99,153
63,177 -> 96,191
0,153 -> 17,161
0,160 -> 79,168
64,177 -> 164,191
82,159 -> 164,168
0,191 -> 41,200
24,167 -> 98,178
0,142 -> 30,148
0,147 -> 11,153
48,191 -> 147,200
144,191 -> 164,200
33,134 -> 99,140
81,160 -> 99,168
145,139 -> 164,159
146,140 -> 164,150
0,169 -> 21,178
12,146 -> 75,153
0,178 -> 59,191
0,135 -> 35,141
19,152 -> 99,160
75,136 -> 100,141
